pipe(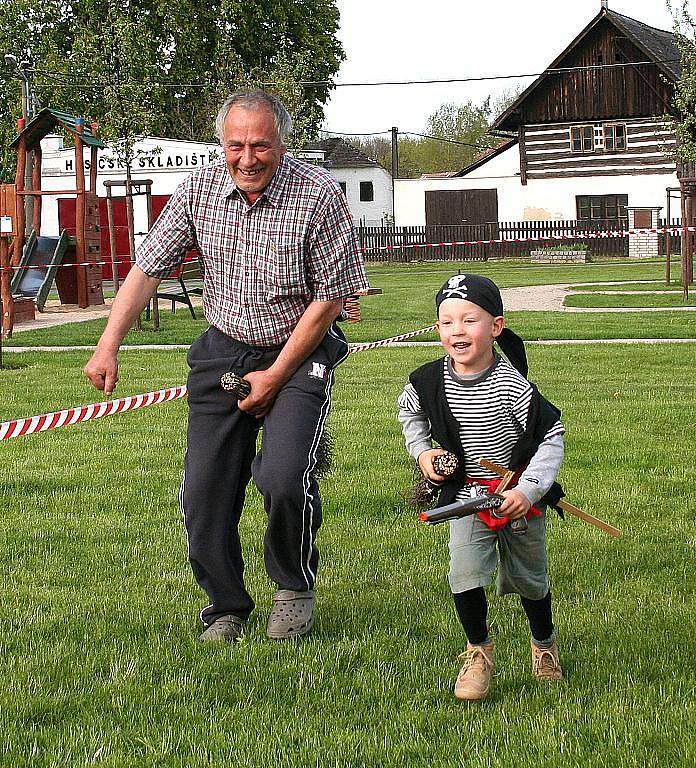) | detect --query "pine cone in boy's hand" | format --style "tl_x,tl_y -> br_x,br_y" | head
410,452 -> 460,509
432,452 -> 459,477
